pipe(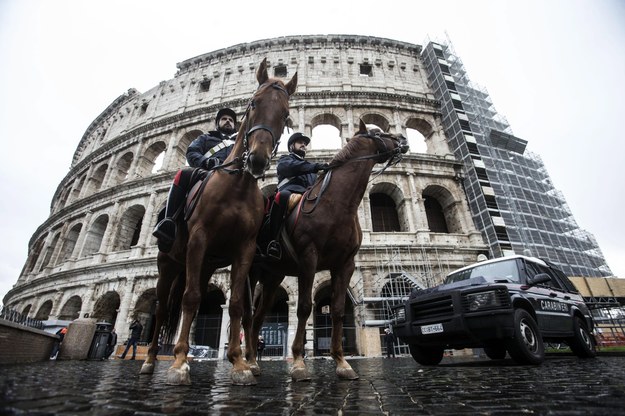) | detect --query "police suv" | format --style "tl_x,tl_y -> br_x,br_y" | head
392,255 -> 596,365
